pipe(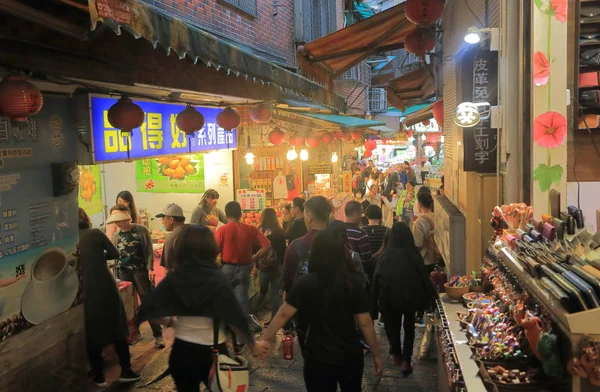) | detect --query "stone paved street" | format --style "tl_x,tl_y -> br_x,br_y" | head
99,318 -> 438,392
